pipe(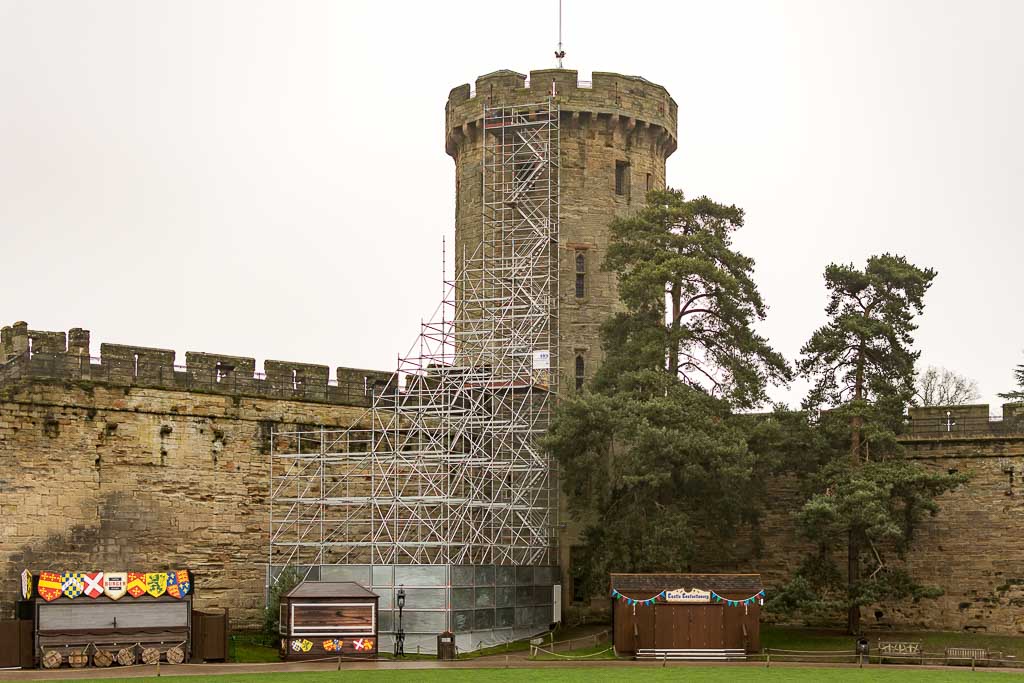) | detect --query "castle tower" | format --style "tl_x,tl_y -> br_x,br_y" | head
448,68 -> 677,396
446,68 -> 678,601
